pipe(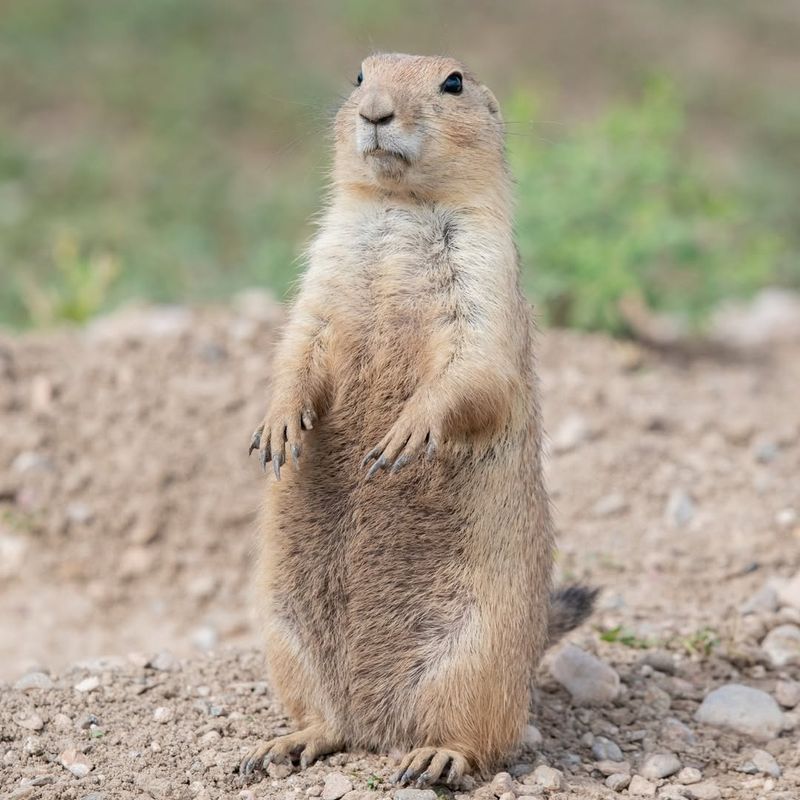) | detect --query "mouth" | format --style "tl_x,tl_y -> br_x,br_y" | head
364,147 -> 409,163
